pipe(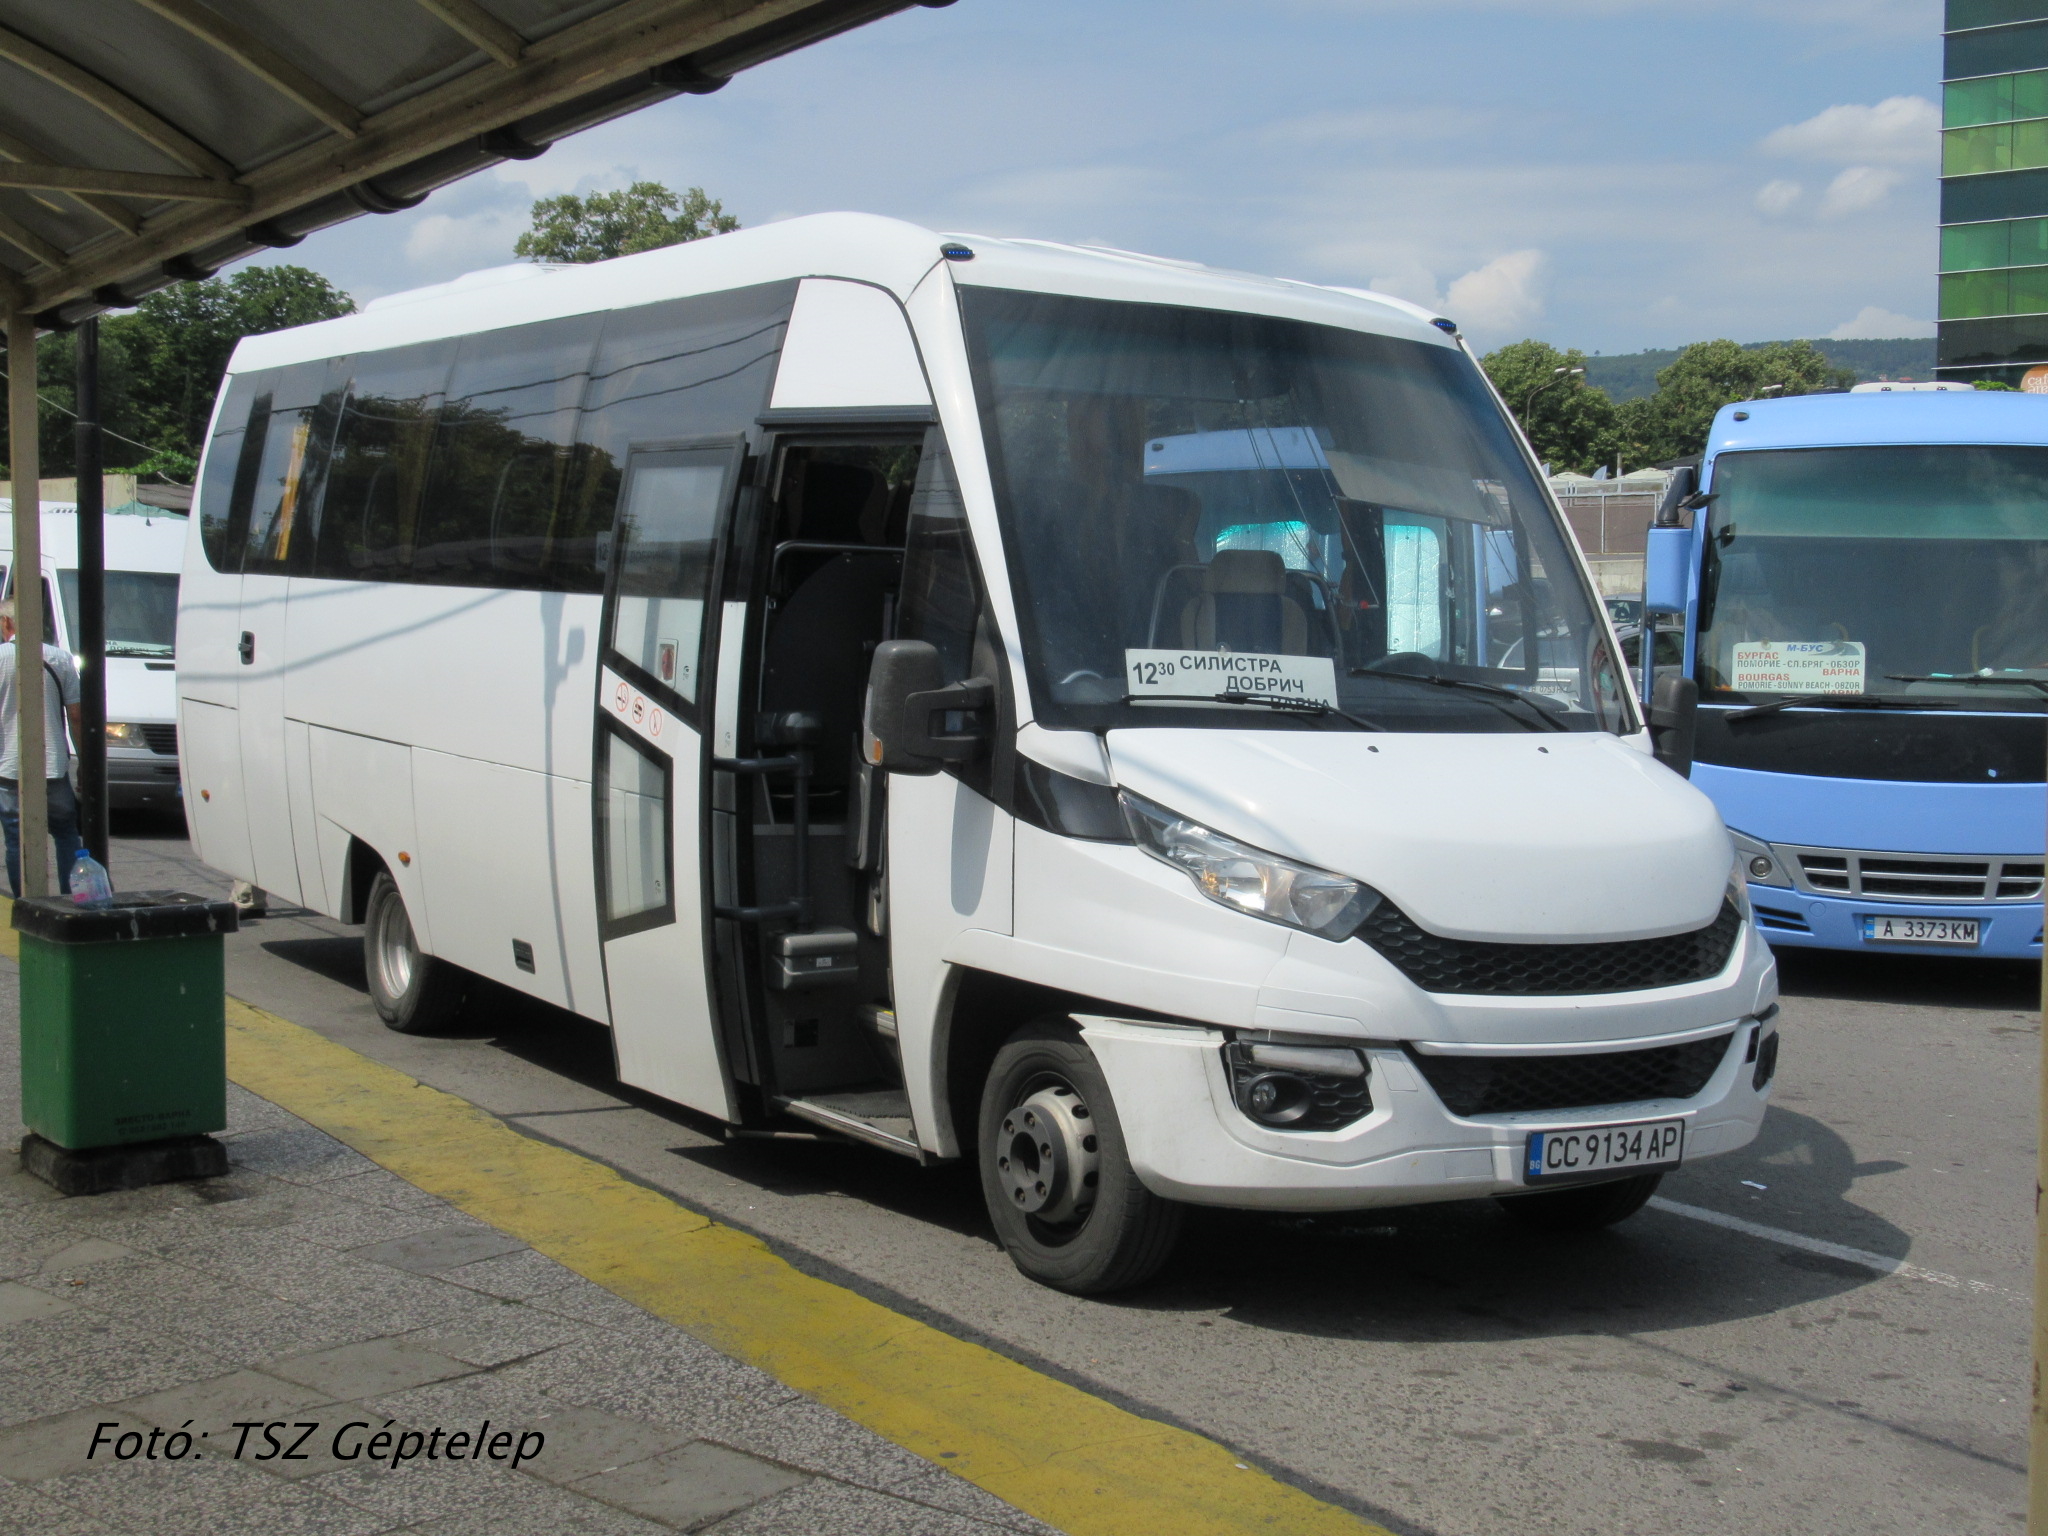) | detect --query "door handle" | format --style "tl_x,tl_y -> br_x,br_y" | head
238,631 -> 255,665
